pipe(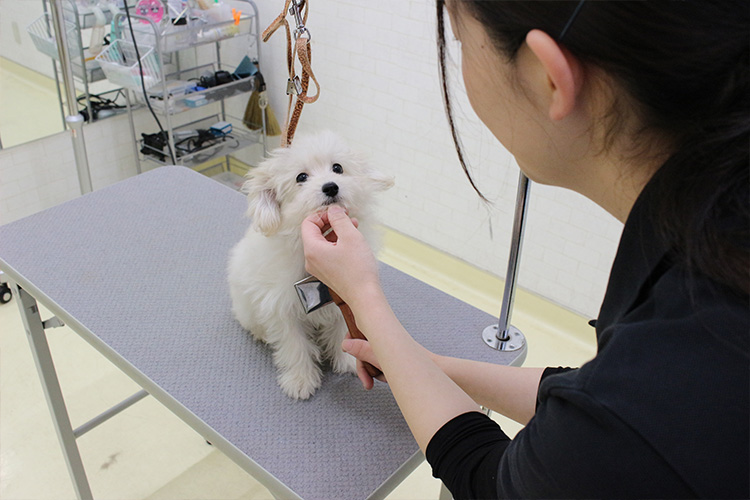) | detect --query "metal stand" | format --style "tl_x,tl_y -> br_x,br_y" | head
483,172 -> 530,353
